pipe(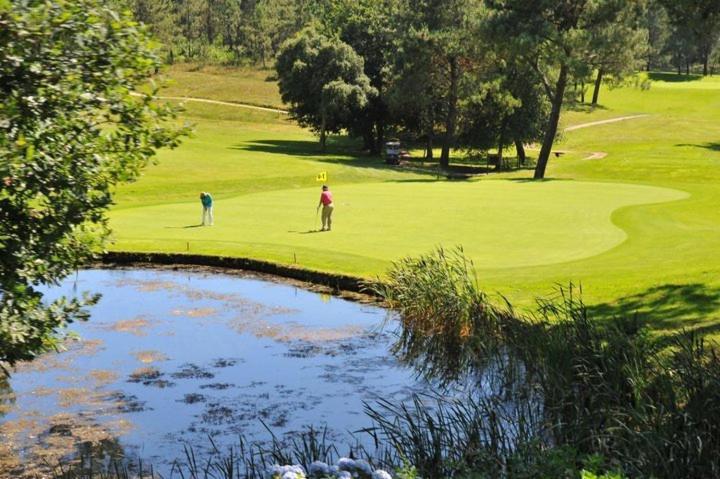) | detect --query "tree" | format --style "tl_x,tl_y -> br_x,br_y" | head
389,0 -> 482,169
643,1 -> 671,71
0,0 -> 188,373
457,79 -> 520,168
387,30 -> 443,160
660,0 -> 720,76
499,63 -> 550,166
487,0 -> 644,179
322,0 -> 401,154
587,3 -> 648,105
275,28 -> 376,149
